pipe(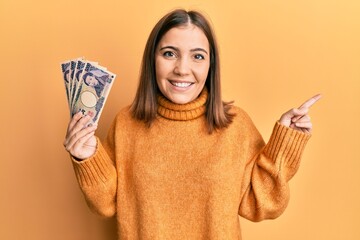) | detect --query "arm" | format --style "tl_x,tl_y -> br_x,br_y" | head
238,94 -> 321,221
64,112 -> 117,217
238,122 -> 310,221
